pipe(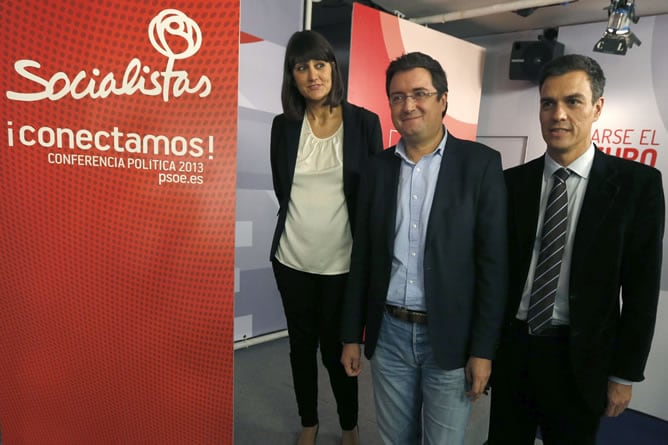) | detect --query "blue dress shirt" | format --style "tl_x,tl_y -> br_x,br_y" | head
385,130 -> 448,311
